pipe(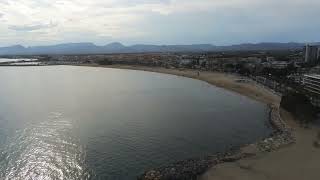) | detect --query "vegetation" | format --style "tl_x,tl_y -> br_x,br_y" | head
280,92 -> 319,123
97,59 -> 113,65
